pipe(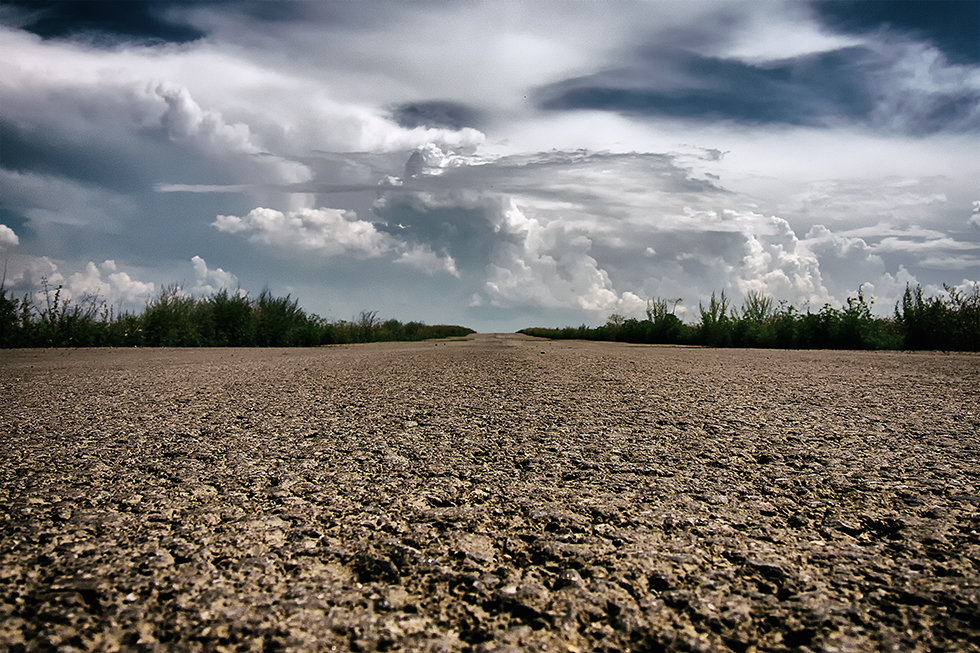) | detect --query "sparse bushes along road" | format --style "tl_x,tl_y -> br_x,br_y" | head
0,283 -> 473,348
521,283 -> 980,351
